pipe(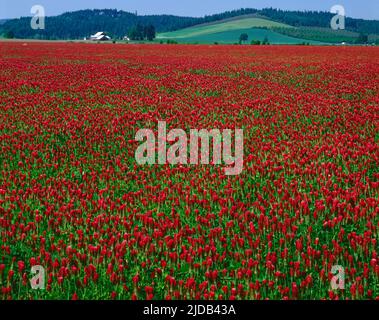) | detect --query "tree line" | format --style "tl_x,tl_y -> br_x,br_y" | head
1,8 -> 378,40
127,24 -> 156,41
